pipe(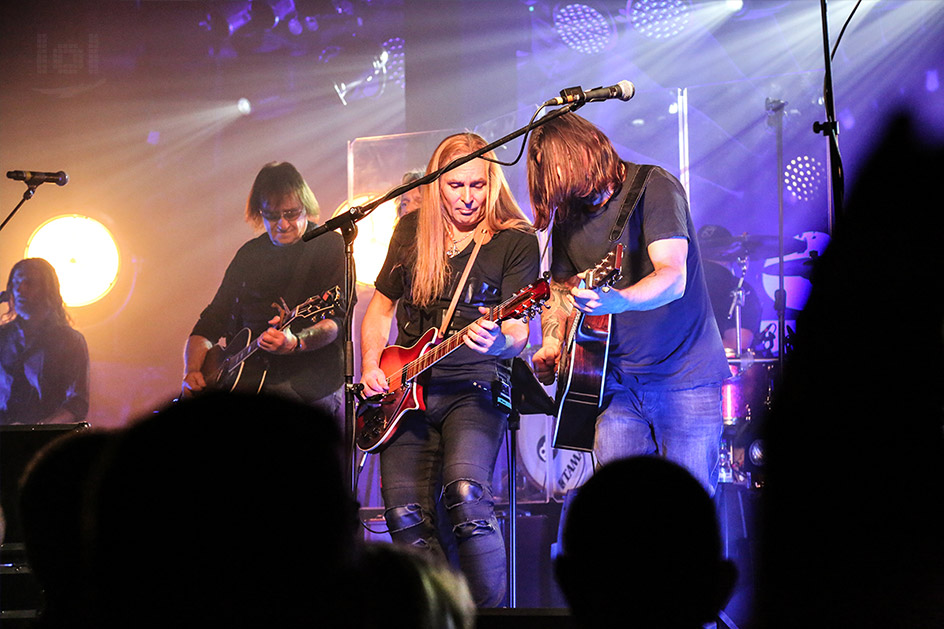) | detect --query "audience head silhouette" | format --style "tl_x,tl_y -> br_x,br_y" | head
85,391 -> 358,628
18,429 -> 112,628
352,542 -> 476,629
555,456 -> 736,628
